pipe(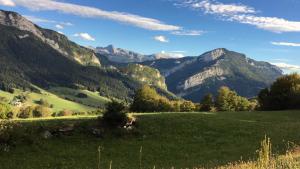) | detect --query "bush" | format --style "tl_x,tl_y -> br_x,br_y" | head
18,106 -> 35,119
37,99 -> 50,107
200,94 -> 215,112
258,73 -> 300,110
76,93 -> 88,98
102,100 -> 128,127
216,86 -> 253,111
180,101 -> 196,112
57,110 -> 73,117
130,85 -> 175,112
33,106 -> 52,117
0,103 -> 12,119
